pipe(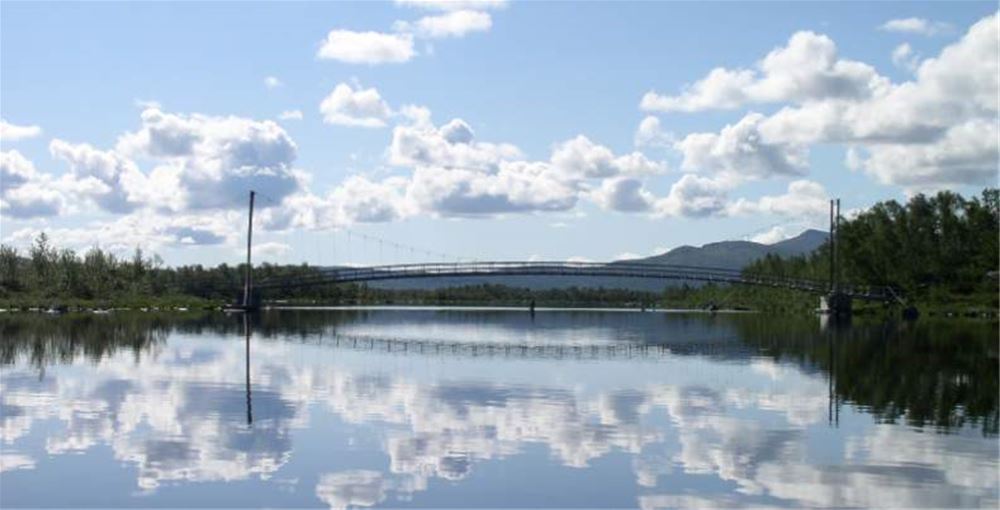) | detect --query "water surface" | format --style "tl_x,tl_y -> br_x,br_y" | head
1,309 -> 996,508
